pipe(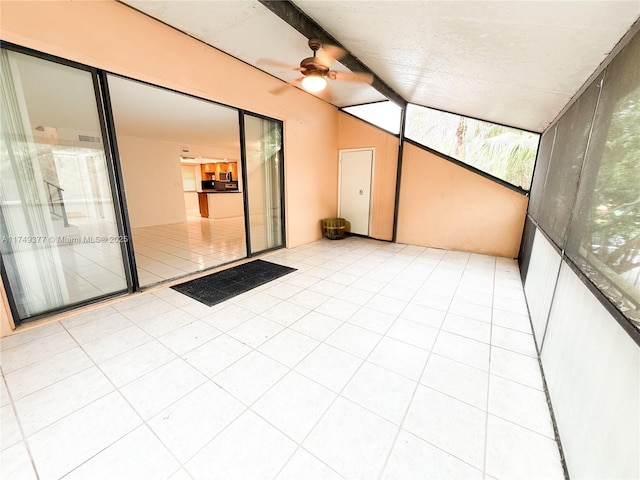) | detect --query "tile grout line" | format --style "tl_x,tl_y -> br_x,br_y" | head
262,246 -> 397,478
2,240 -> 348,464
0,365 -> 42,480
264,246 -> 413,480
376,251 -> 478,479
1,240 -> 552,479
154,256 -> 365,475
7,303 -> 256,479
168,247 -> 377,476
481,255 -> 498,479
55,320 -> 198,479
259,242 -> 427,479
3,321 -> 145,479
